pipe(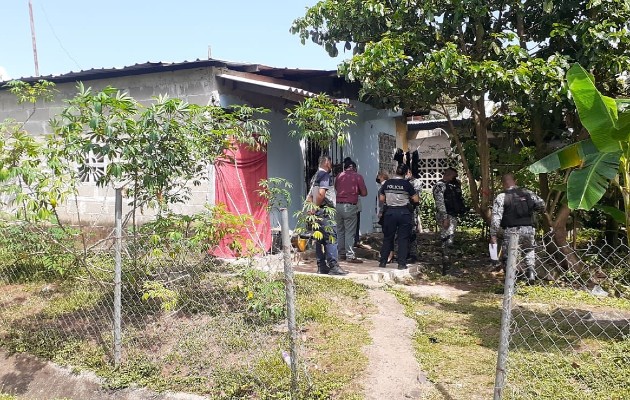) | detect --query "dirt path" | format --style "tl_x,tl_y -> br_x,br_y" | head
360,286 -> 431,399
356,267 -> 475,400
